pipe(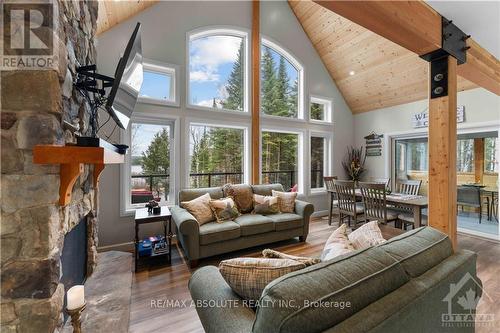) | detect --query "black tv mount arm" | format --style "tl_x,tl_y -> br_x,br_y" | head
73,64 -> 115,138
